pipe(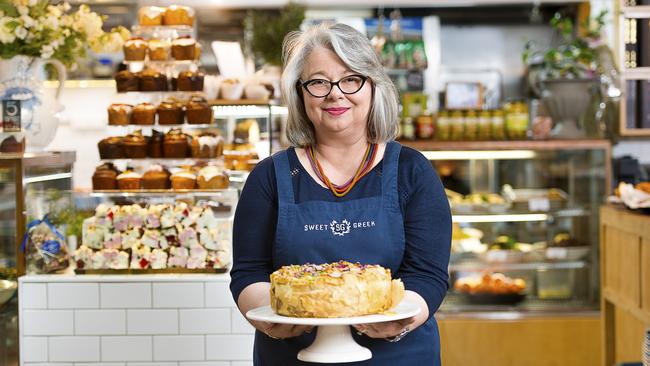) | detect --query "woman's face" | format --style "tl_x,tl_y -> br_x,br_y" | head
300,47 -> 372,140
